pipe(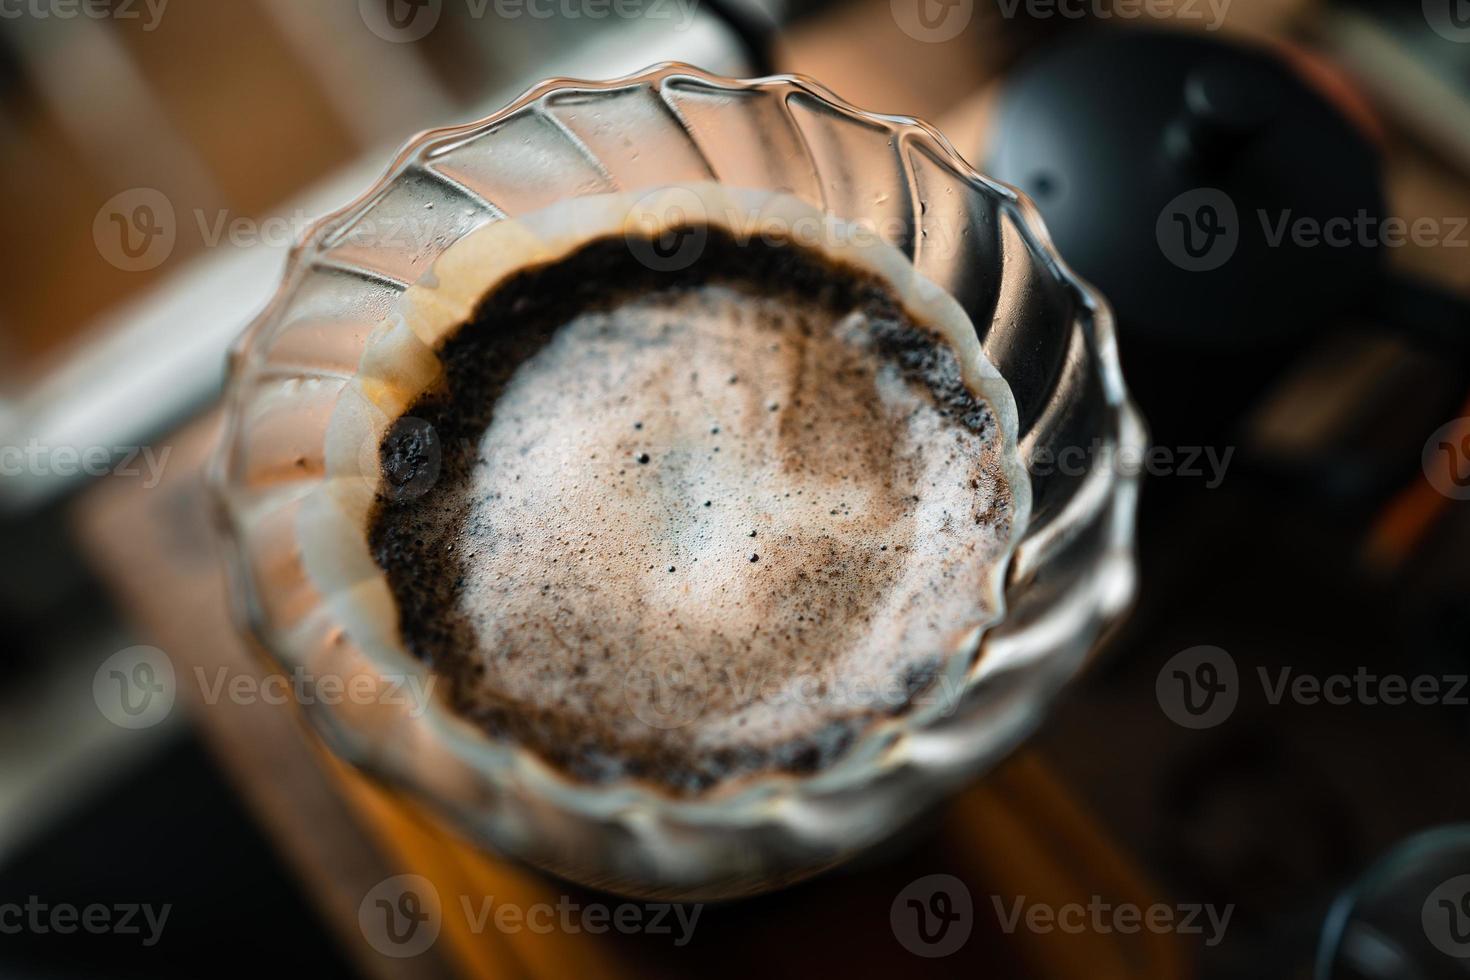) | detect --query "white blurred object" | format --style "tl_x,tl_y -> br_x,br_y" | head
0,15 -> 751,513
